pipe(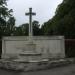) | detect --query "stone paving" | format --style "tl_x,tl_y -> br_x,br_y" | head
0,58 -> 75,72
0,63 -> 75,75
